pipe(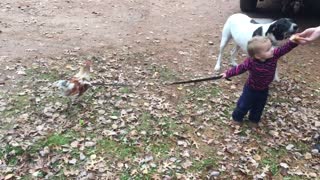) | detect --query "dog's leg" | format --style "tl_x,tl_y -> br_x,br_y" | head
274,68 -> 280,82
230,45 -> 240,67
214,31 -> 231,71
